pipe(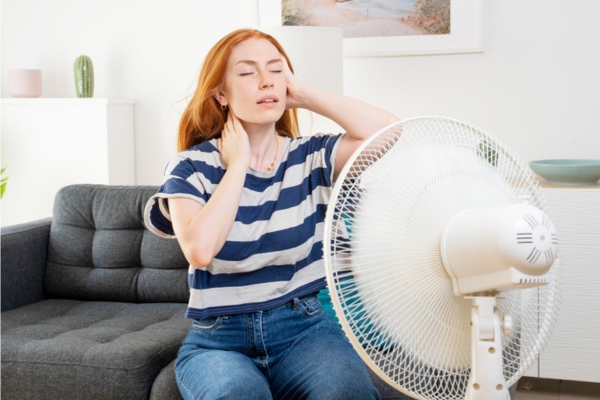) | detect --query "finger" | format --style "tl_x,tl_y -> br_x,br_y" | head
282,55 -> 292,73
283,58 -> 297,84
230,112 -> 244,133
226,107 -> 238,128
228,109 -> 240,125
221,118 -> 229,138
225,110 -> 244,138
225,112 -> 235,136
